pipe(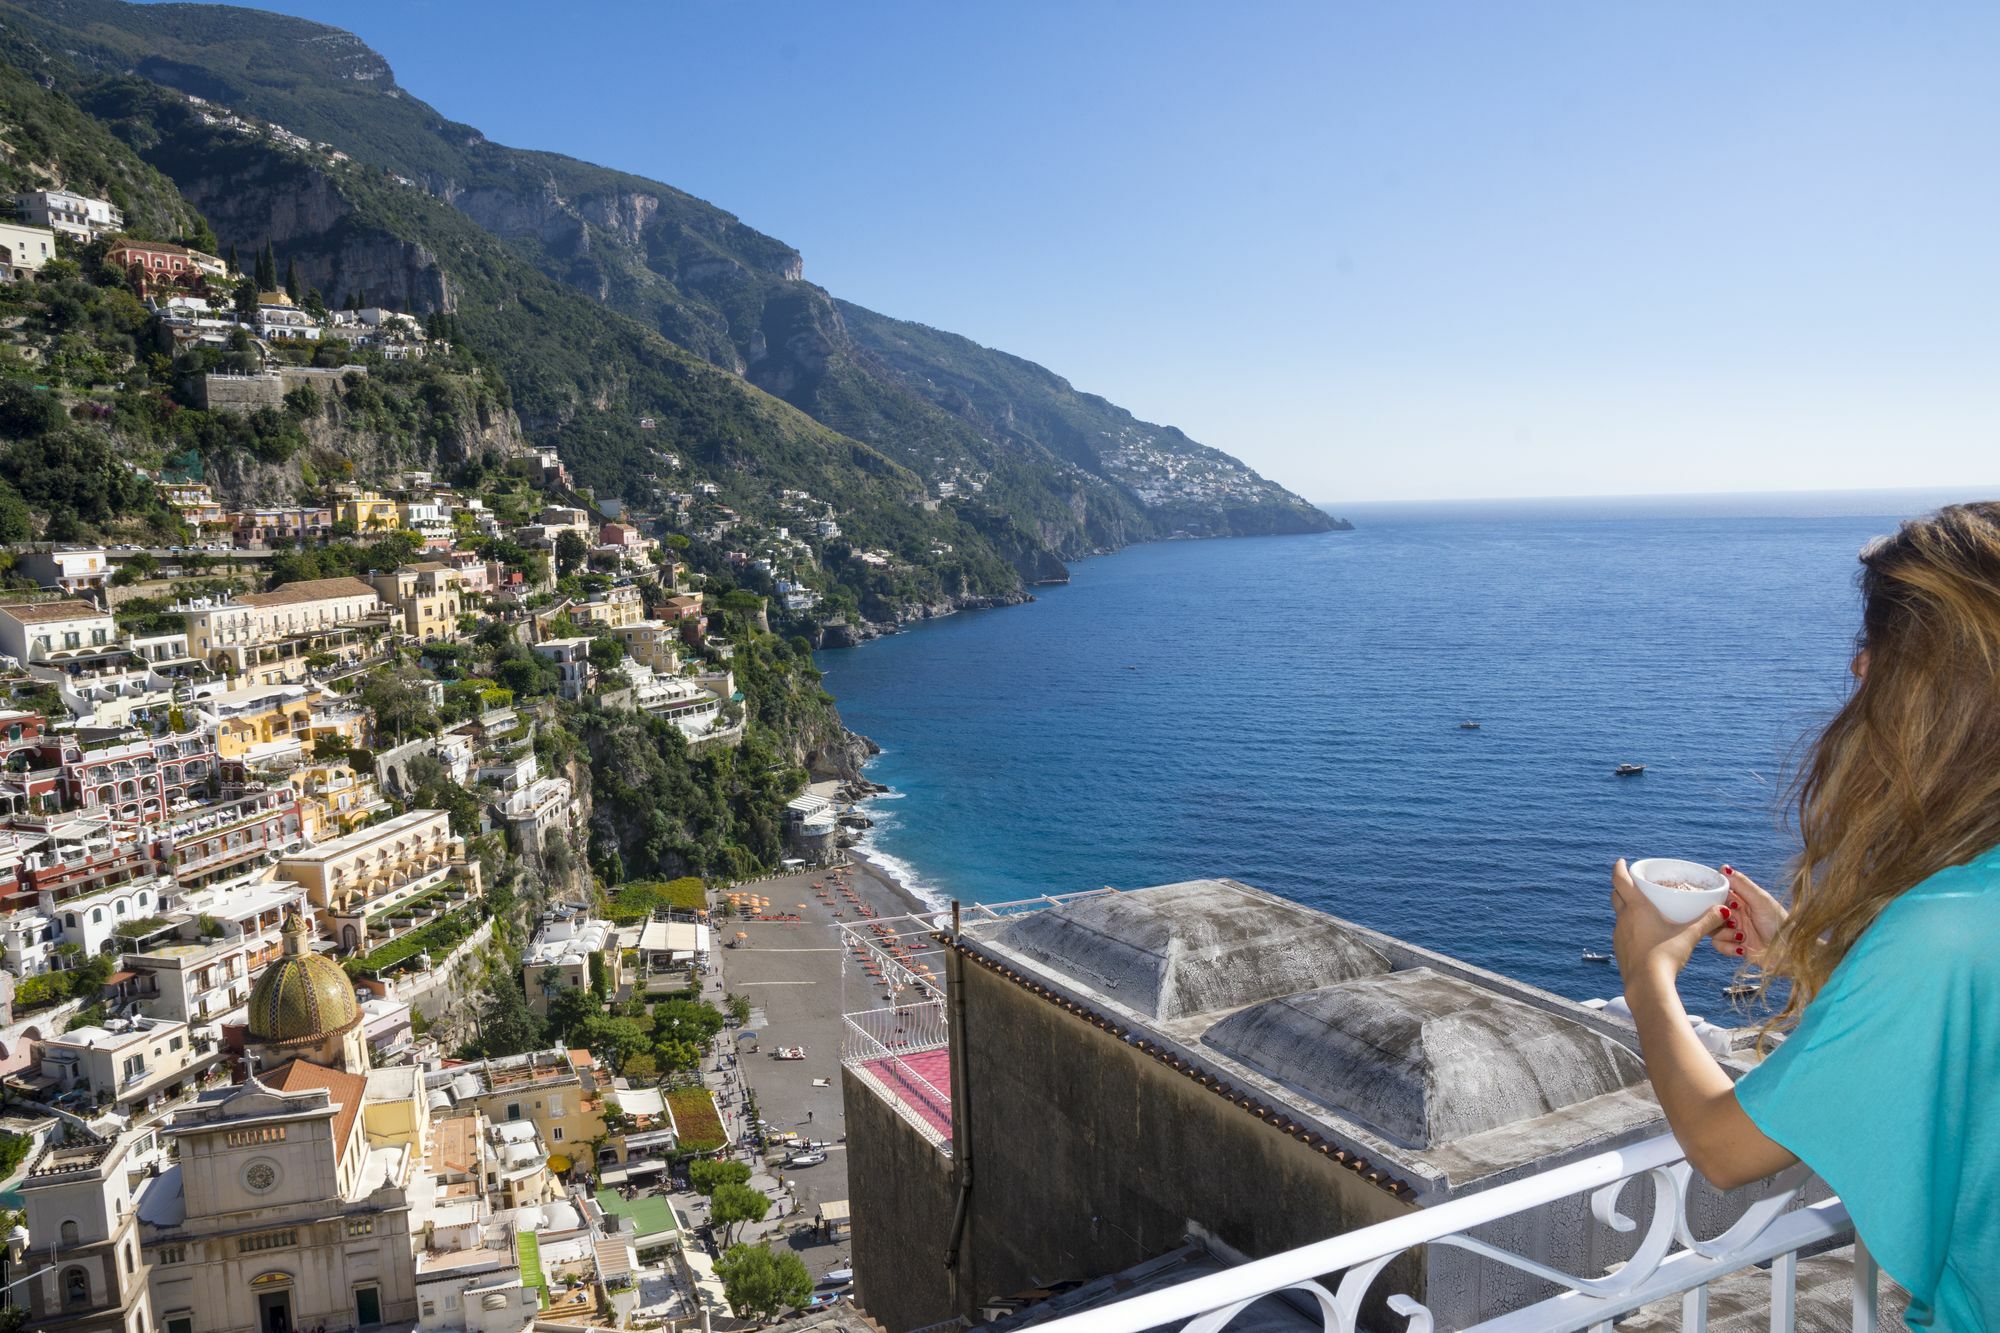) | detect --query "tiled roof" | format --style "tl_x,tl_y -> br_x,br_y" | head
240,577 -> 378,607
0,599 -> 107,623
267,1058 -> 366,1155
